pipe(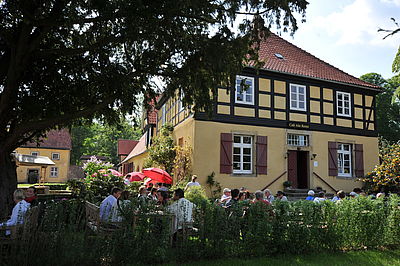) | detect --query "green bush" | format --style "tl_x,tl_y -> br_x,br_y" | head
4,195 -> 400,265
